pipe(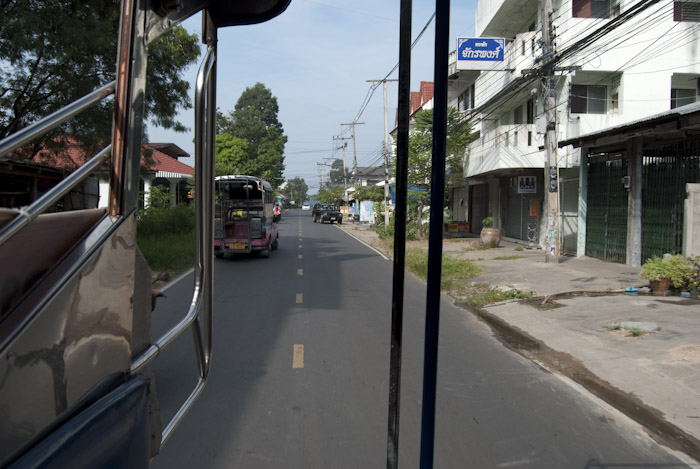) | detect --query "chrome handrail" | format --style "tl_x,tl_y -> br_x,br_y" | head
130,45 -> 216,445
0,145 -> 112,246
0,81 -> 116,158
